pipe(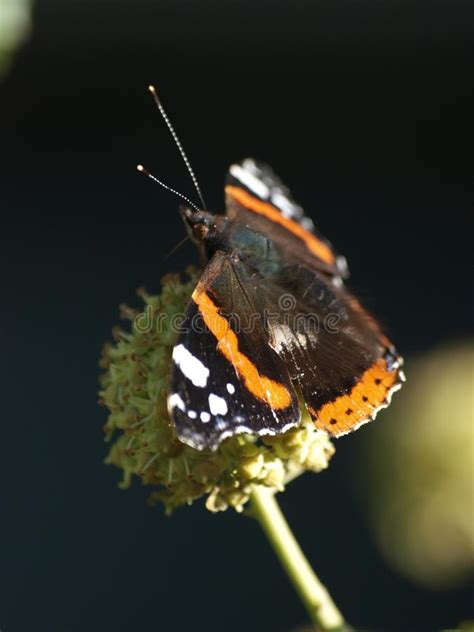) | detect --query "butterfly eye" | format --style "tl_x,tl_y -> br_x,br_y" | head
193,223 -> 210,241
